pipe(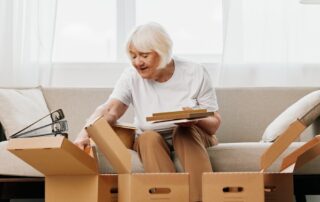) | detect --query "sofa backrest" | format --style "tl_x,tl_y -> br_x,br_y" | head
42,87 -> 320,142
215,87 -> 320,143
42,88 -> 133,141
